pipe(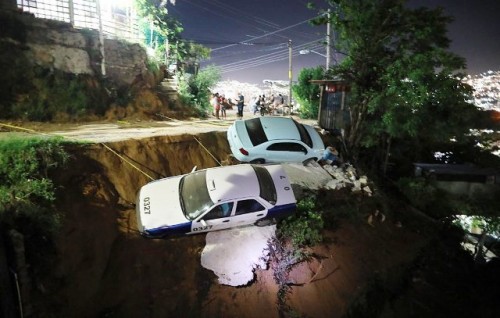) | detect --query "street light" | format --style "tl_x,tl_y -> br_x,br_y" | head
300,49 -> 333,70
299,49 -> 327,58
300,9 -> 332,69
